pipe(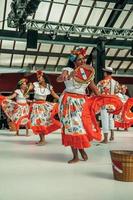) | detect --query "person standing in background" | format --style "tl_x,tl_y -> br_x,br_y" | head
115,84 -> 129,130
97,67 -> 120,144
